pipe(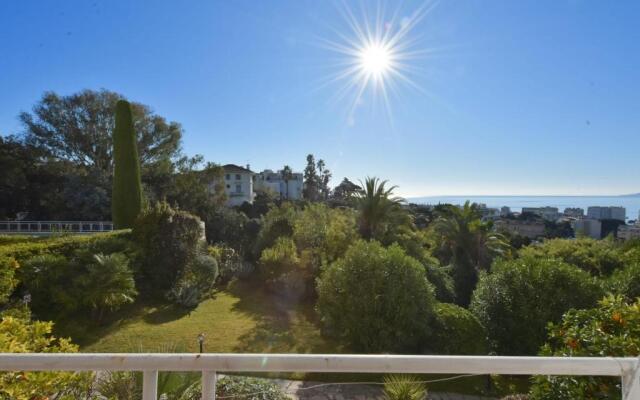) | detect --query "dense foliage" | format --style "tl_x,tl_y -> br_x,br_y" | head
530,296 -> 640,399
317,240 -> 436,352
0,316 -> 94,399
606,262 -> 640,301
132,202 -> 204,292
470,257 -> 603,355
112,99 -> 144,229
430,303 -> 487,355
518,238 -> 625,276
